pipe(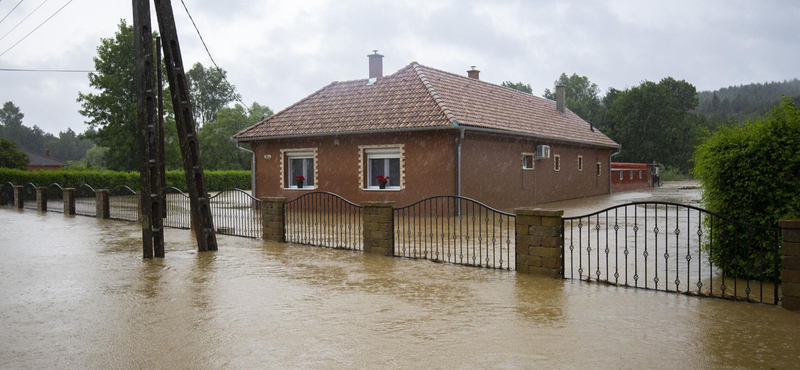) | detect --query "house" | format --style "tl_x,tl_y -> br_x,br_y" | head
233,52 -> 620,209
611,162 -> 660,193
20,149 -> 67,171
